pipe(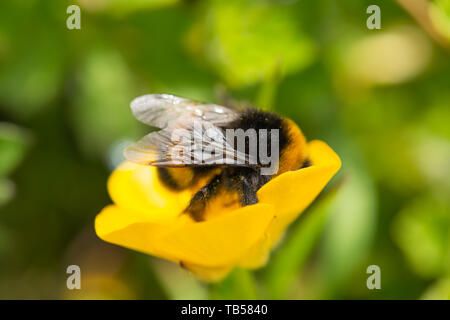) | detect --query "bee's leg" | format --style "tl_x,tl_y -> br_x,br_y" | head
184,175 -> 222,222
239,172 -> 271,206
240,177 -> 258,205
